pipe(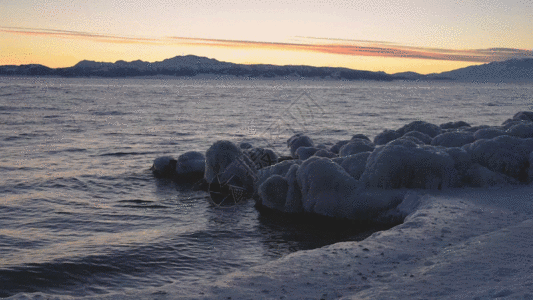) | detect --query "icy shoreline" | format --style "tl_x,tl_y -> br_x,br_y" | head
11,186 -> 533,300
